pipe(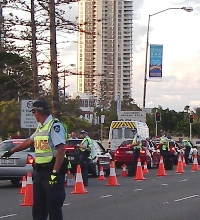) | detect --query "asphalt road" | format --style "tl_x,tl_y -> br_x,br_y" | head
0,165 -> 200,220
